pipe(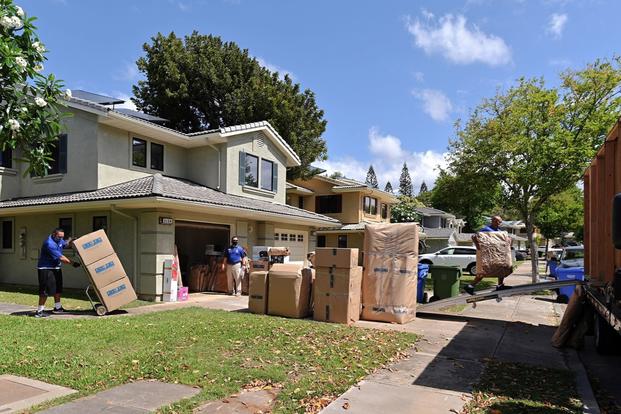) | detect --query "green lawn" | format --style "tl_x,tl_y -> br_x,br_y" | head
0,308 -> 416,413
0,283 -> 155,310
464,360 -> 582,414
